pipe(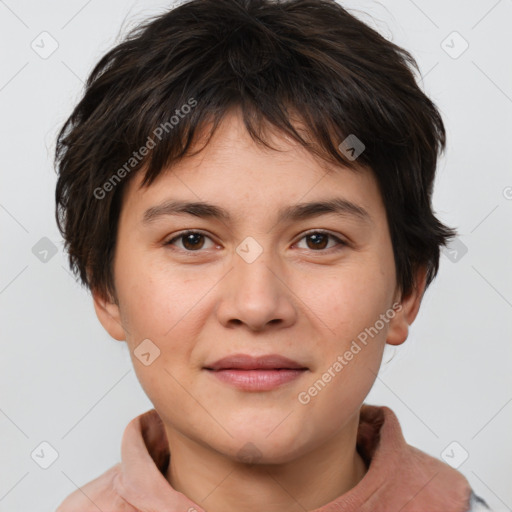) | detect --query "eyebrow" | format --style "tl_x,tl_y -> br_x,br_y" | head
142,197 -> 372,226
